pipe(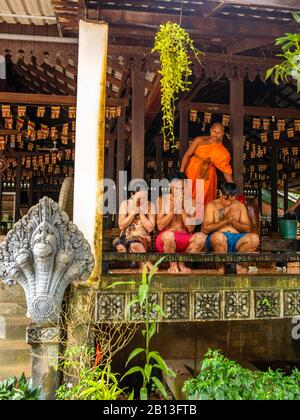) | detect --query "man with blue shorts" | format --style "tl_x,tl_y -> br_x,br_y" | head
202,183 -> 259,260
